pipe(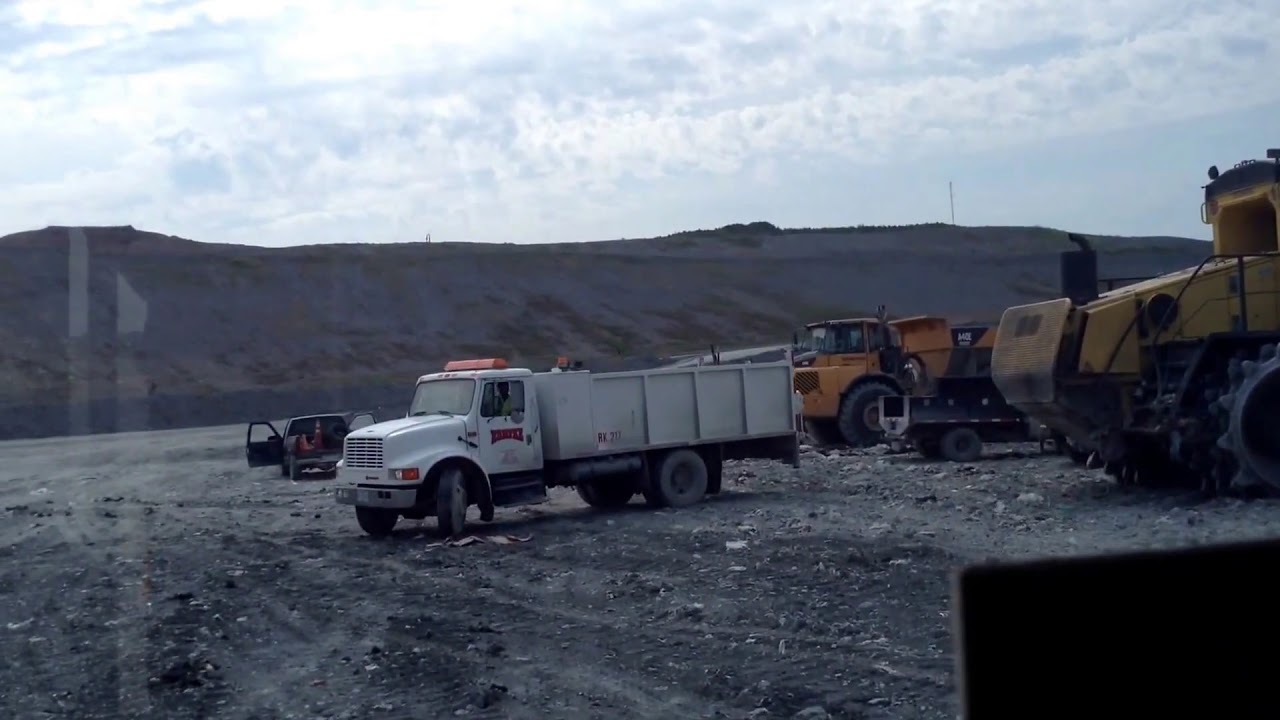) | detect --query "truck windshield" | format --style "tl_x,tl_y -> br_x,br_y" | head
819,324 -> 865,353
409,379 -> 476,416
796,327 -> 825,353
